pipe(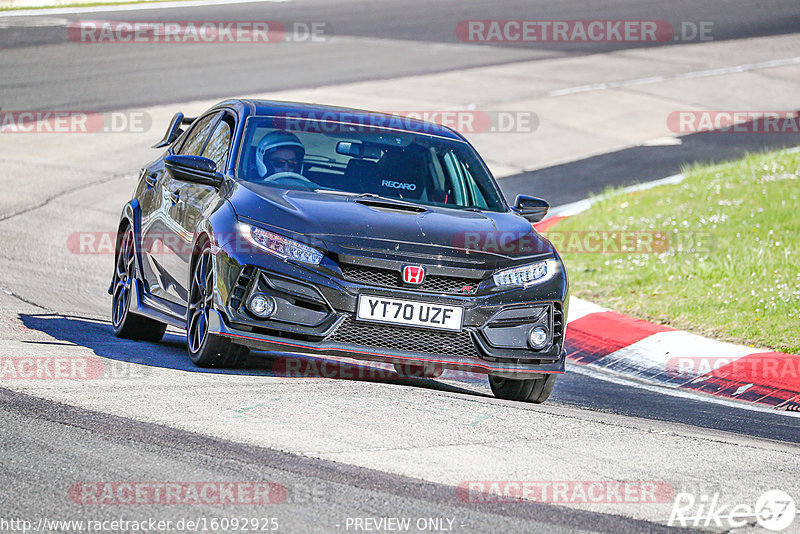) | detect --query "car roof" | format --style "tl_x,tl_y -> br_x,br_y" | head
213,99 -> 467,142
